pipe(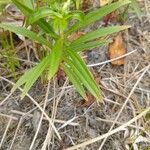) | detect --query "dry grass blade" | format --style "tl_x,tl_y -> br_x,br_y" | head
41,79 -> 68,149
0,93 -> 13,106
64,65 -> 150,150
0,76 -> 61,140
58,116 -> 77,130
9,118 -> 23,150
11,110 -> 79,126
29,80 -> 51,150
0,118 -> 12,148
96,117 -> 150,135
0,113 -> 17,120
65,106 -> 150,150
98,65 -> 150,150
88,50 -> 137,67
